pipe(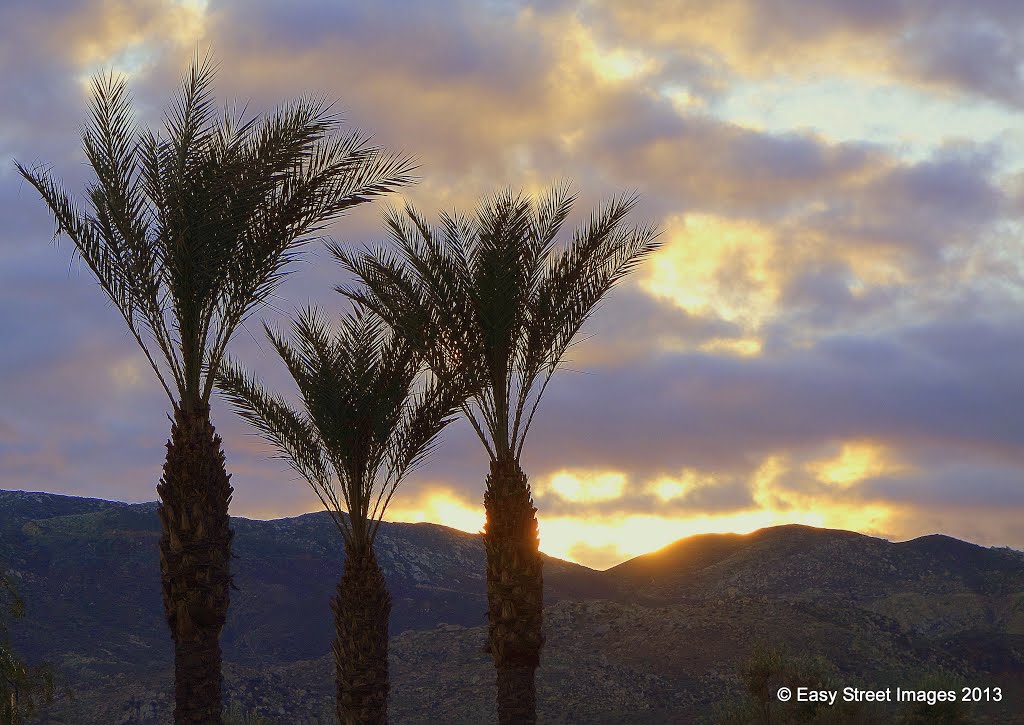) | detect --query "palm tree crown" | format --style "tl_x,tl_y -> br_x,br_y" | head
334,185 -> 660,463
16,56 -> 414,411
217,307 -> 463,548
